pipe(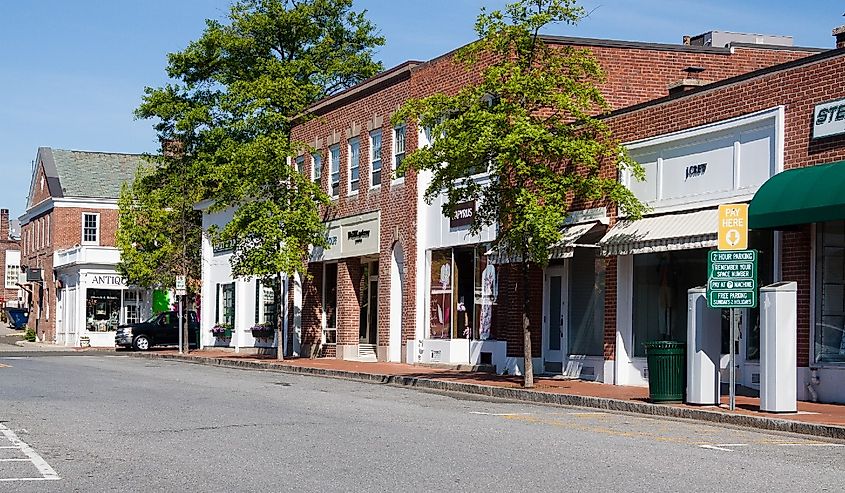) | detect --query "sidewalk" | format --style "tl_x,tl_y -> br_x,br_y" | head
131,349 -> 845,440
